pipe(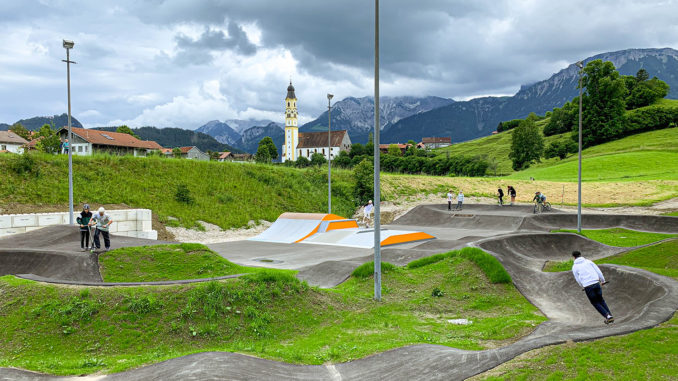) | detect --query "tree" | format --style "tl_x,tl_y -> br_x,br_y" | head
387,144 -> 402,156
116,125 -> 140,139
353,159 -> 373,204
310,152 -> 327,166
574,59 -> 627,148
256,136 -> 278,162
35,124 -> 61,154
509,119 -> 544,170
9,123 -> 31,141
